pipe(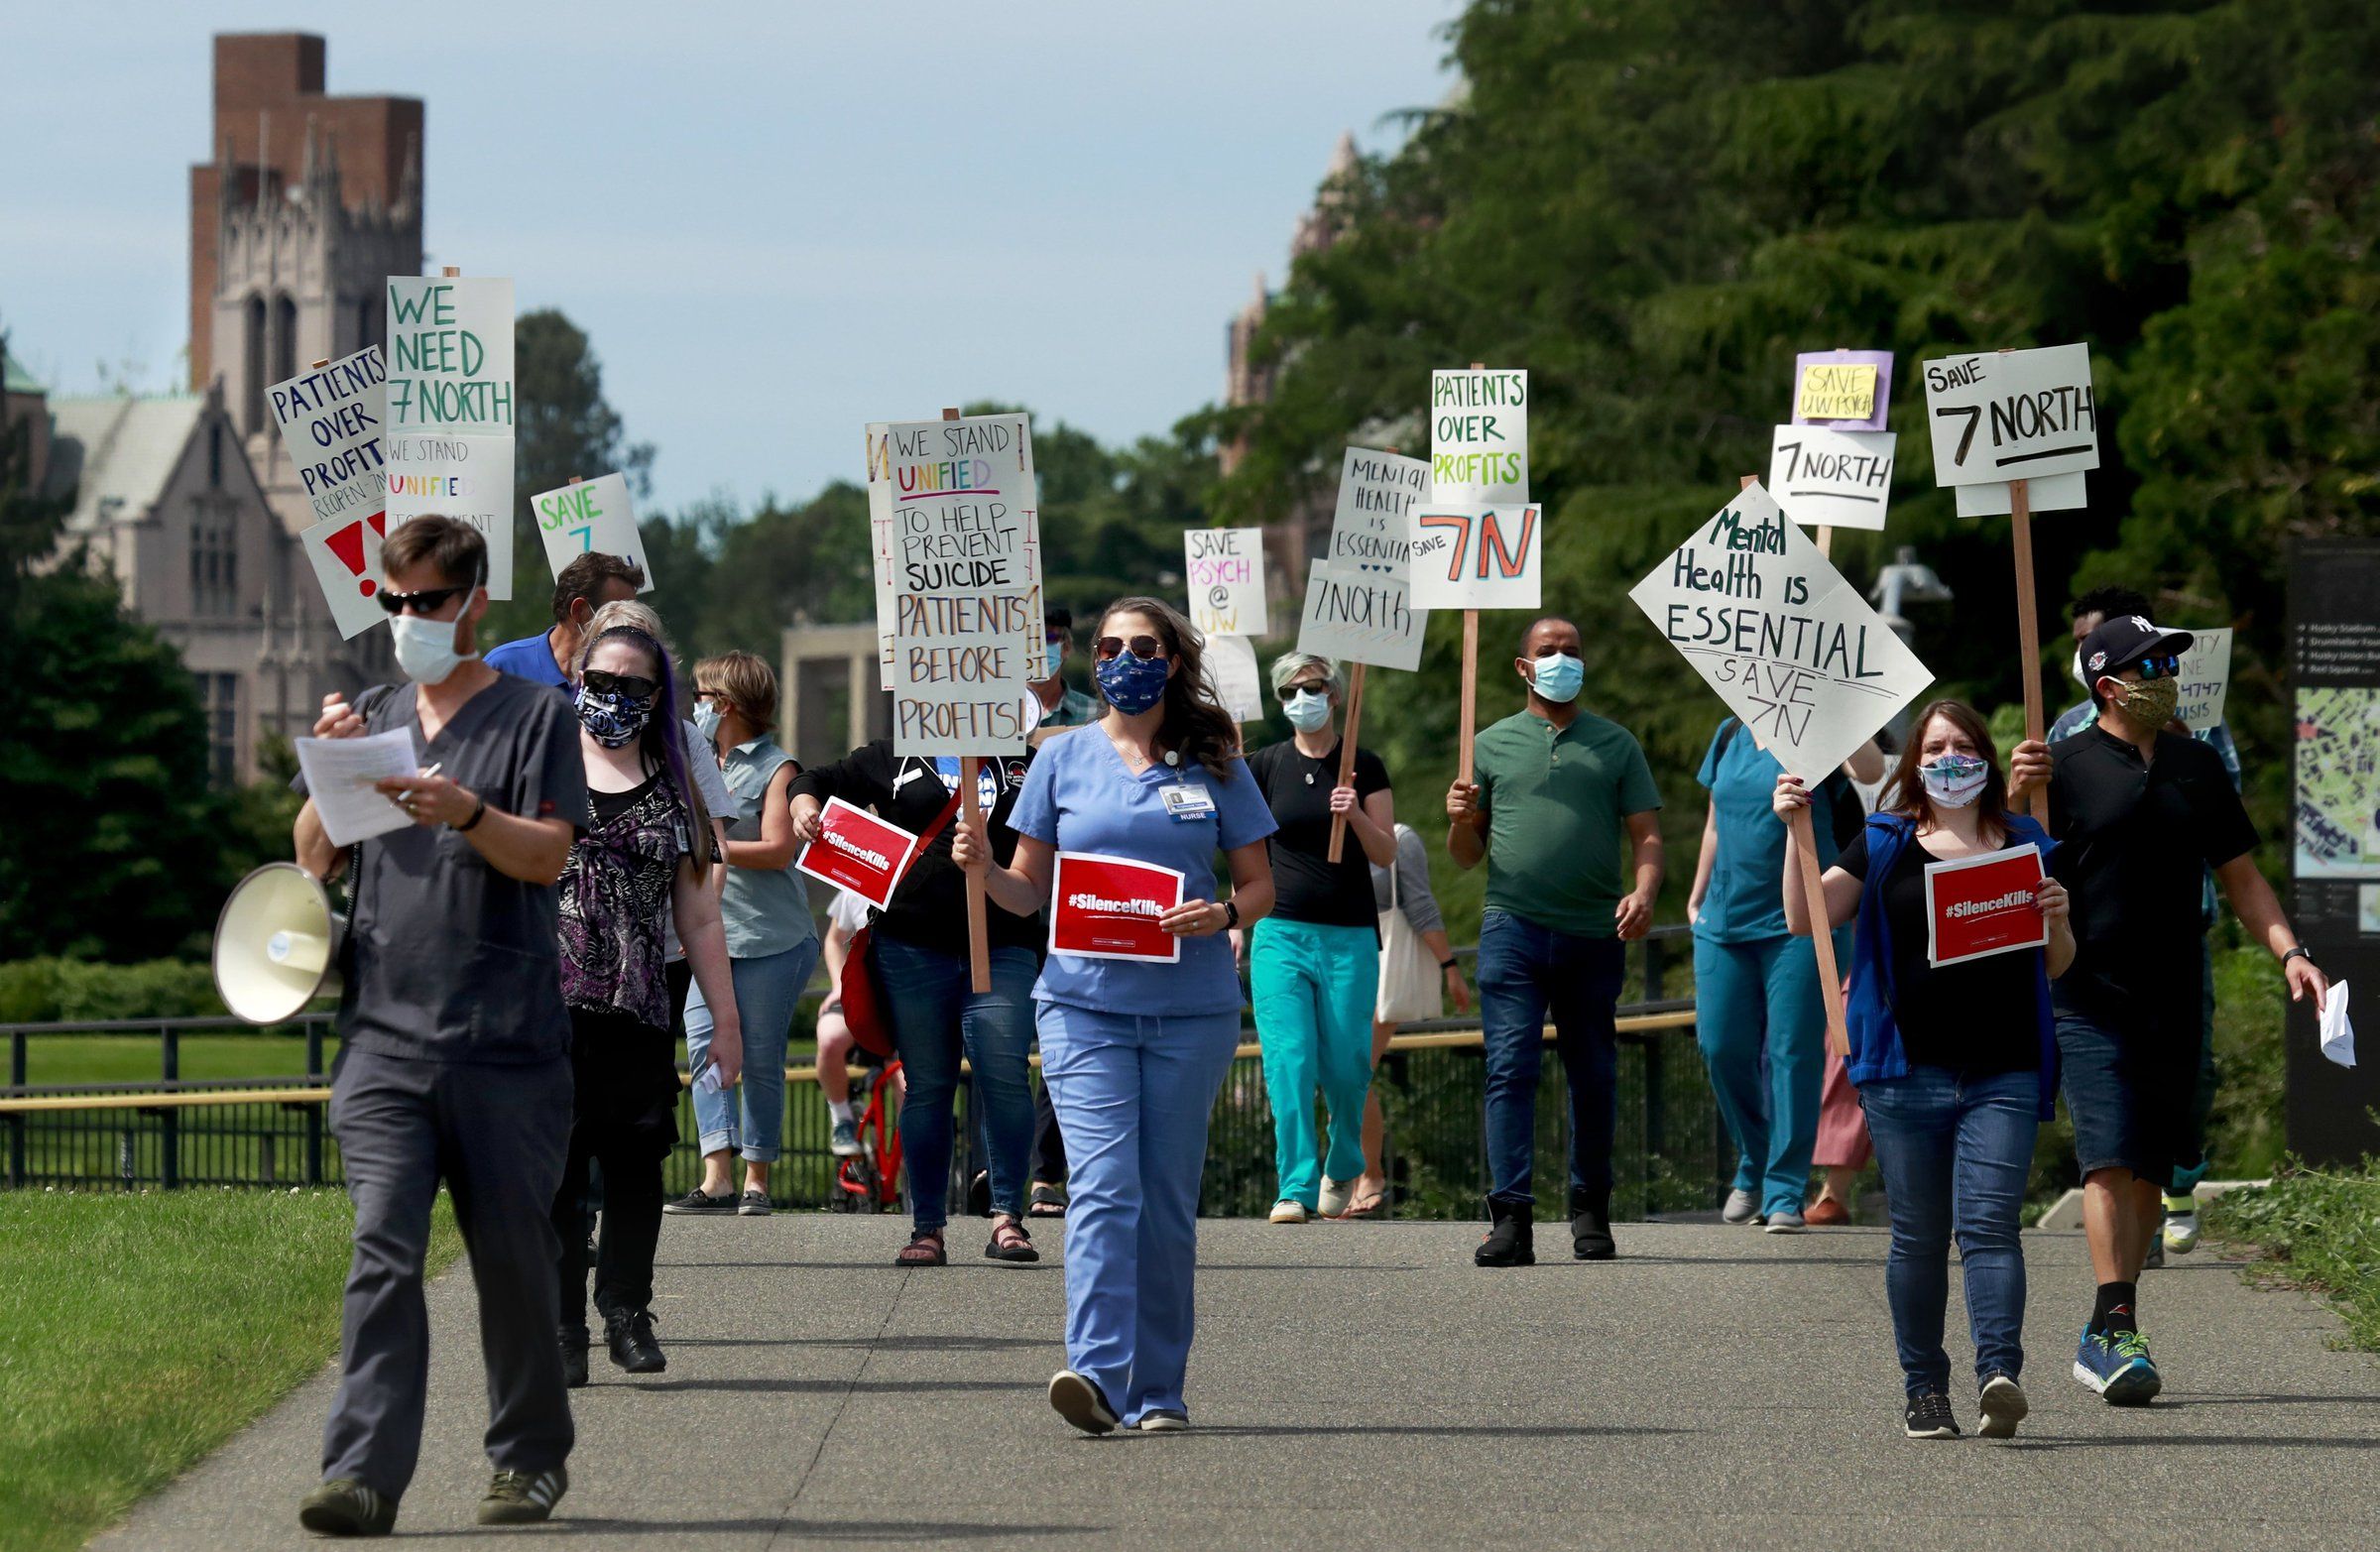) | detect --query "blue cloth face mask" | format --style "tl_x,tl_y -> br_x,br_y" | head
1917,754 -> 1989,808
1282,689 -> 1332,732
1530,652 -> 1586,704
1095,651 -> 1170,715
575,683 -> 654,749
